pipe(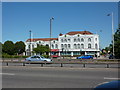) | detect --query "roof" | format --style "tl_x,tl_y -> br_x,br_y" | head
66,31 -> 93,35
26,38 -> 58,42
